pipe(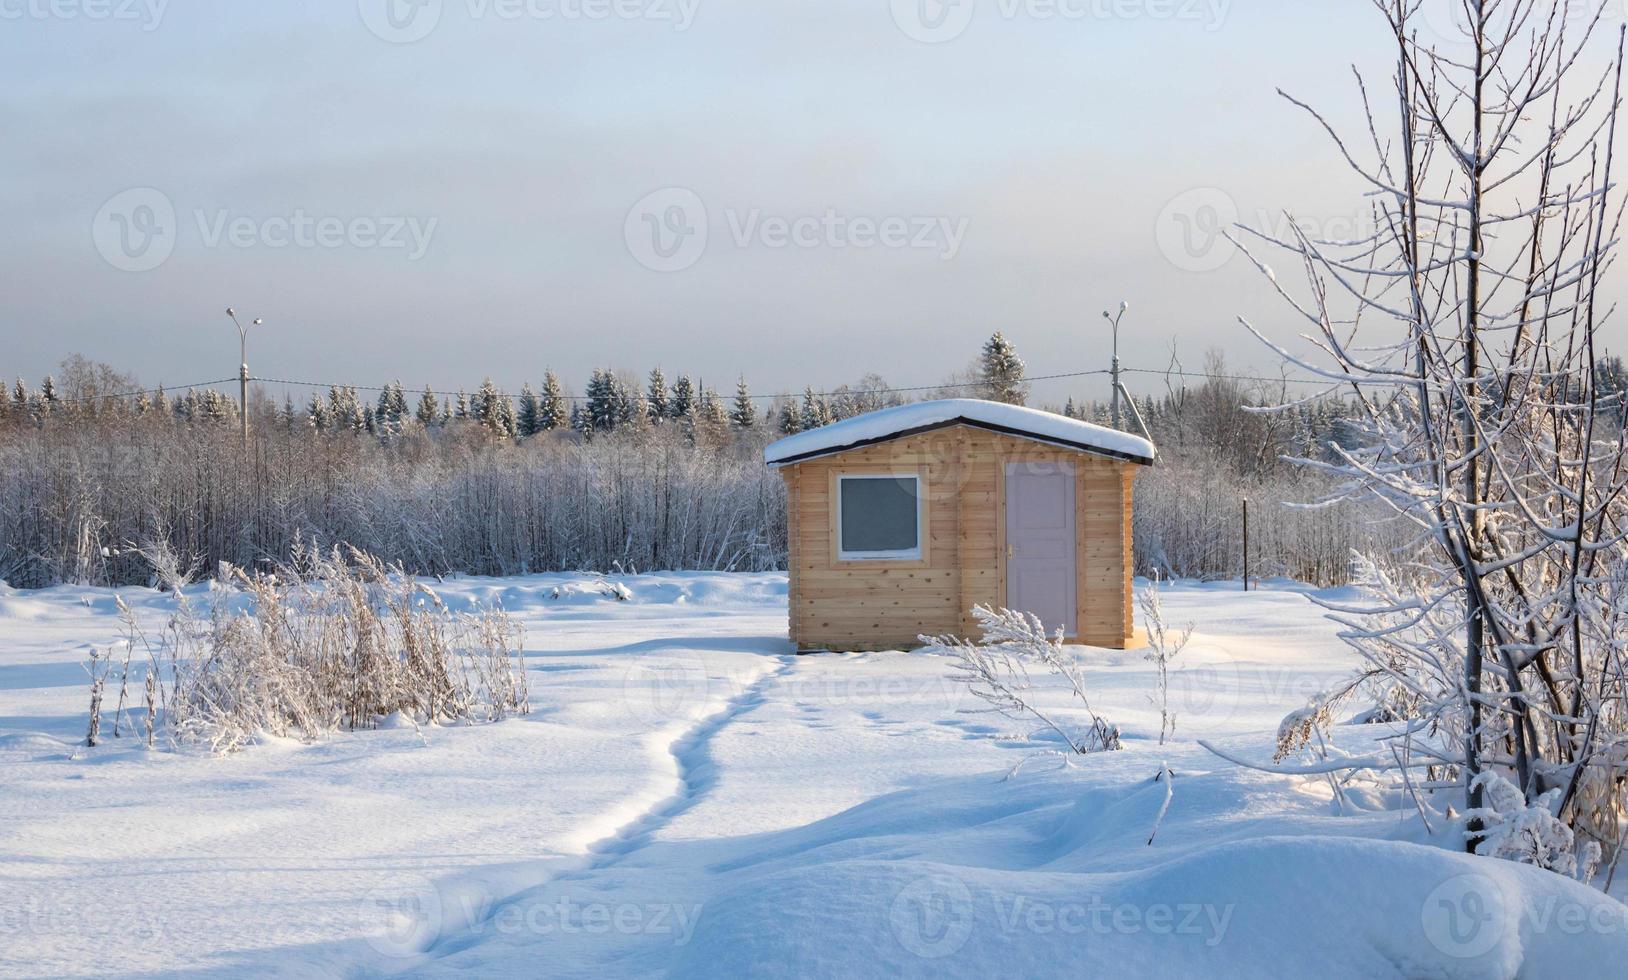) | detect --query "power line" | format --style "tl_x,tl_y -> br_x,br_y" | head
1120,368 -> 1357,387
16,366 -> 1349,408
247,368 -> 1122,403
